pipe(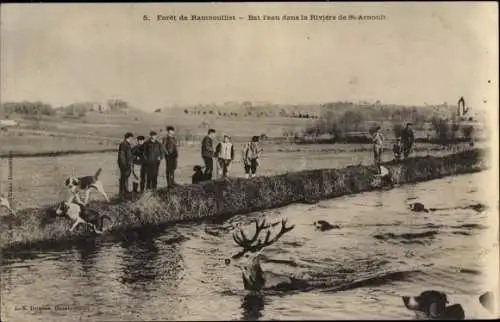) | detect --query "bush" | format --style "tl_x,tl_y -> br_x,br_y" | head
392,123 -> 404,138
461,125 -> 474,140
431,117 -> 460,143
